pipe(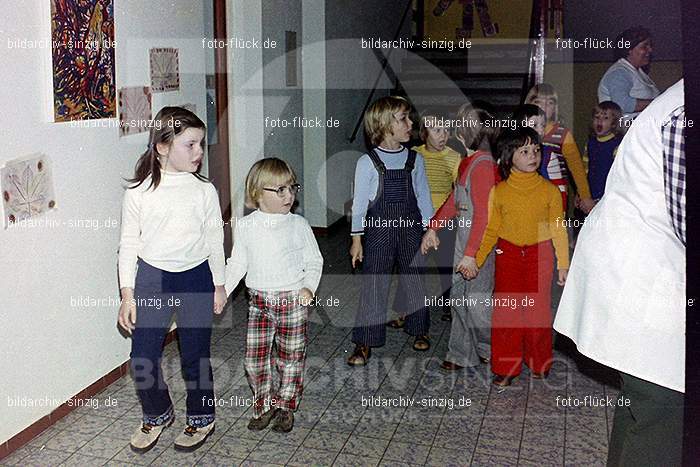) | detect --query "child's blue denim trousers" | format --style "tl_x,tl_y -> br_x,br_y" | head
130,259 -> 215,428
